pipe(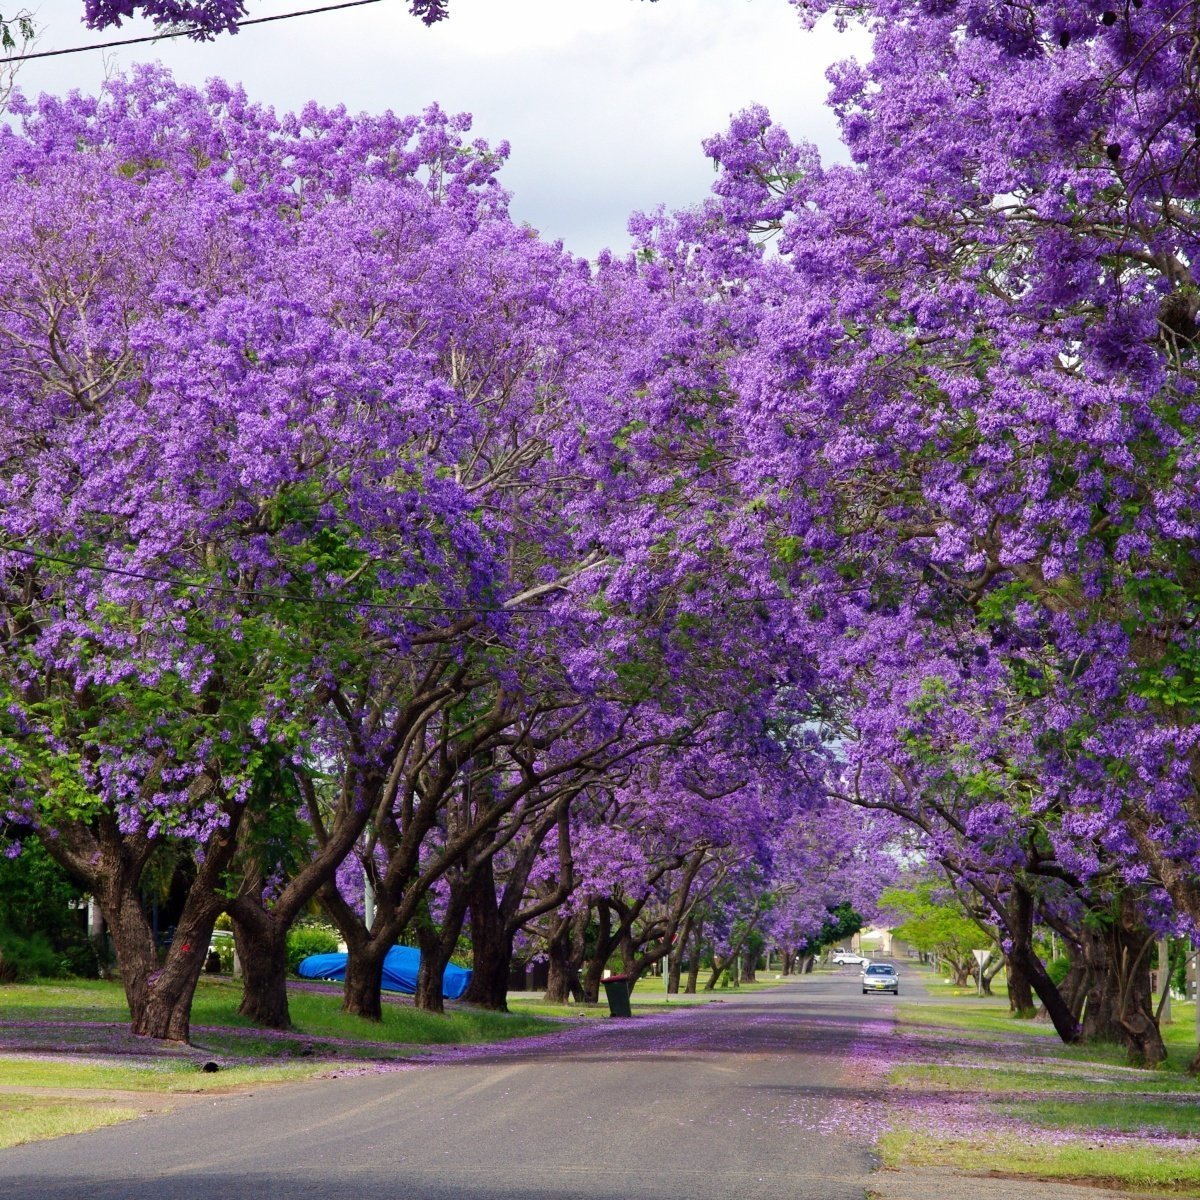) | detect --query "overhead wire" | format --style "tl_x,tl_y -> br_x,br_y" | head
1,0 -> 383,65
